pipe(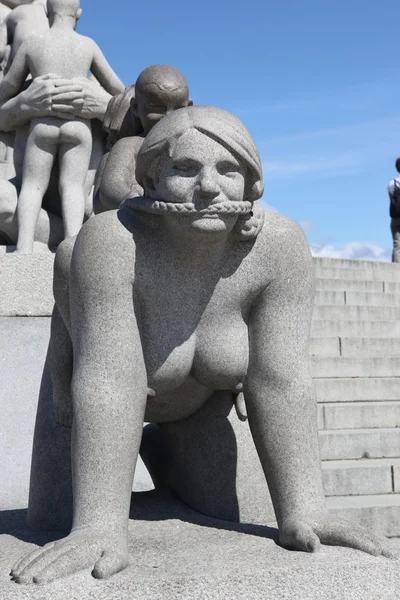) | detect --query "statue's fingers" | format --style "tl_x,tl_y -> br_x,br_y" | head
53,79 -> 82,89
15,542 -> 72,583
52,90 -> 84,103
382,545 -> 400,560
50,104 -> 78,113
92,549 -> 129,579
317,522 -> 384,556
280,522 -> 320,553
33,548 -> 97,584
11,543 -> 56,577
